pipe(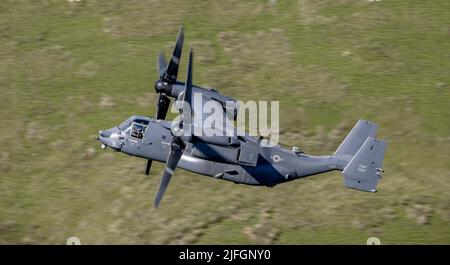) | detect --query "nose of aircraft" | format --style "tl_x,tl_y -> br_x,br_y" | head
99,130 -> 111,138
97,128 -> 122,150
97,130 -> 109,149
